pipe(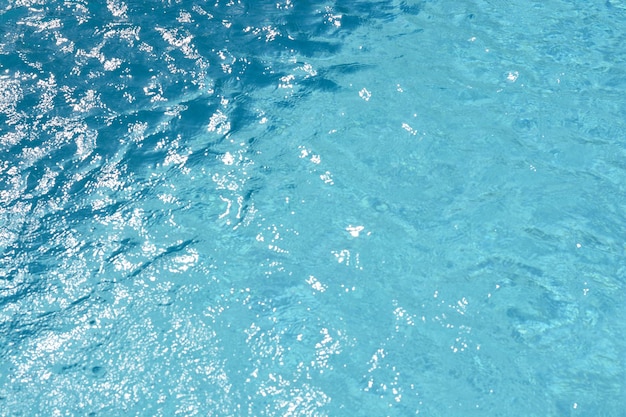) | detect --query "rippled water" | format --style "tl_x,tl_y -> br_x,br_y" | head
1,0 -> 626,416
